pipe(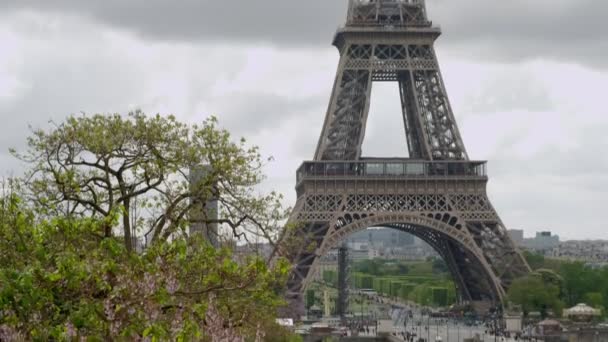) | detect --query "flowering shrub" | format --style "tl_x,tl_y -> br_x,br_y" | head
0,195 -> 292,341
